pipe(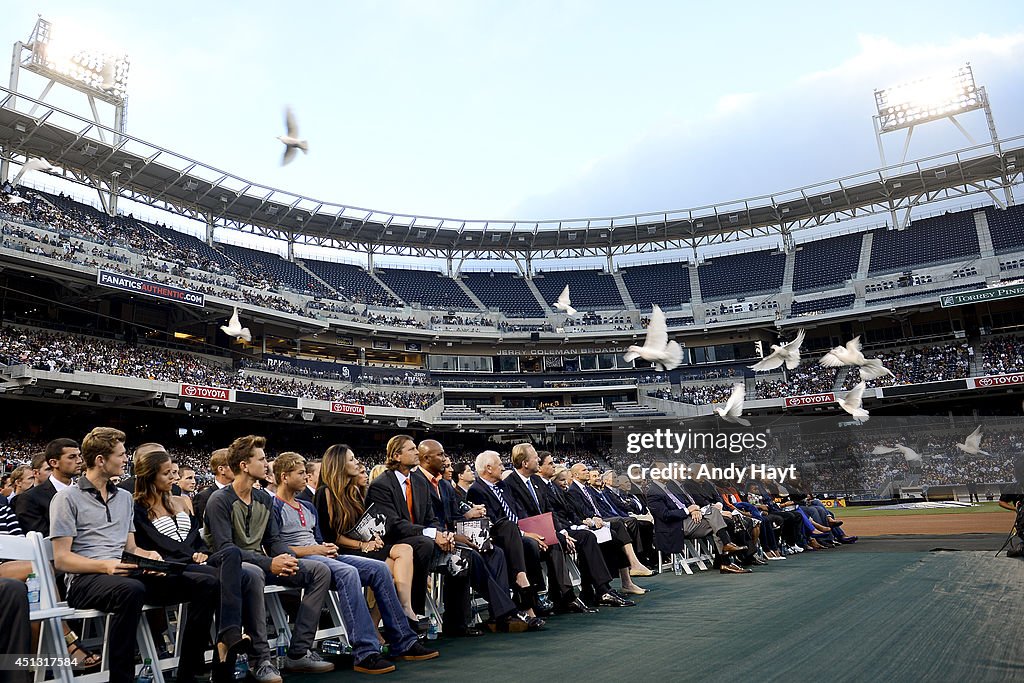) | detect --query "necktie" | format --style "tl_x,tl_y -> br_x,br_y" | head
492,484 -> 518,523
525,478 -> 540,512
404,476 -> 415,523
579,484 -> 600,516
665,488 -> 688,511
430,475 -> 441,496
